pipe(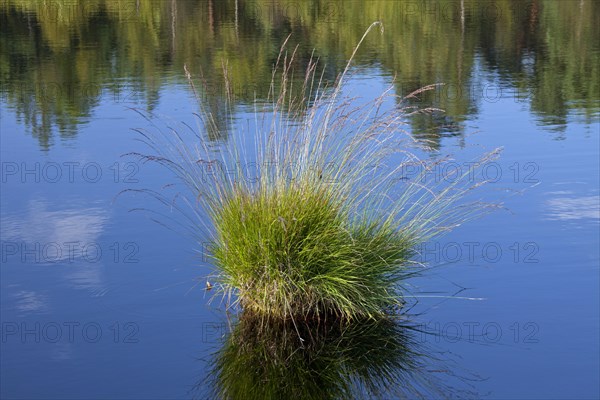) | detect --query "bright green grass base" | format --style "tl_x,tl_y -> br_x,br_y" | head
211,182 -> 417,321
